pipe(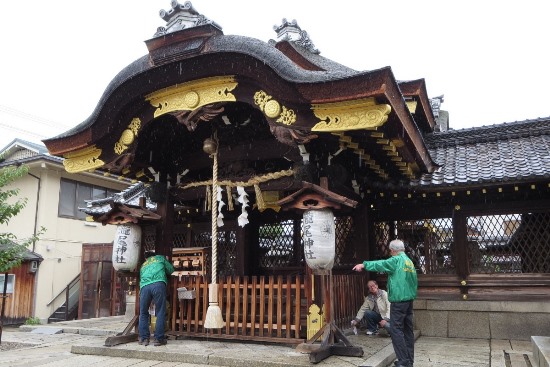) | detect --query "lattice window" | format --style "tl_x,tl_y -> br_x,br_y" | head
218,230 -> 237,278
373,222 -> 391,260
193,231 -> 211,248
191,230 -> 236,278
374,218 -> 455,275
334,216 -> 356,267
259,220 -> 297,268
467,212 -> 550,274
142,226 -> 156,252
172,232 -> 187,248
